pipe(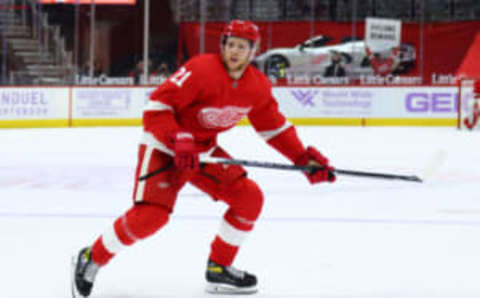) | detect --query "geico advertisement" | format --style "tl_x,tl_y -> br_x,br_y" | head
72,87 -> 155,119
273,86 -> 462,118
0,87 -> 69,120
